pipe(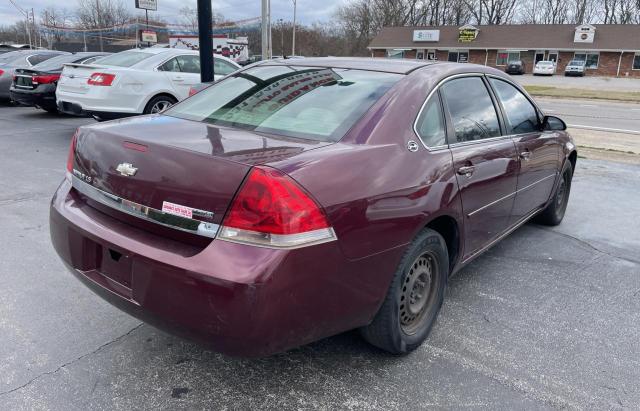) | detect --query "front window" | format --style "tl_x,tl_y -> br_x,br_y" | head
633,54 -> 640,70
448,51 -> 469,63
574,52 -> 599,69
166,66 -> 402,142
497,51 -> 521,66
94,51 -> 153,67
490,79 -> 539,134
387,49 -> 405,59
